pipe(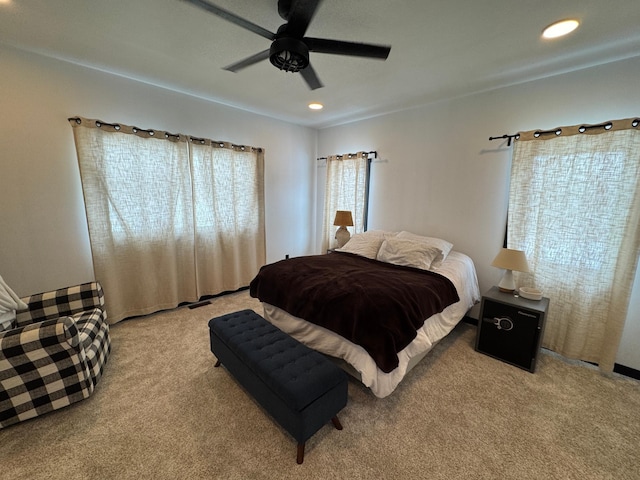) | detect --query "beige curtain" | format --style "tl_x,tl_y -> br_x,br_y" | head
321,152 -> 370,252
509,118 -> 640,371
70,118 -> 265,323
190,139 -> 265,296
